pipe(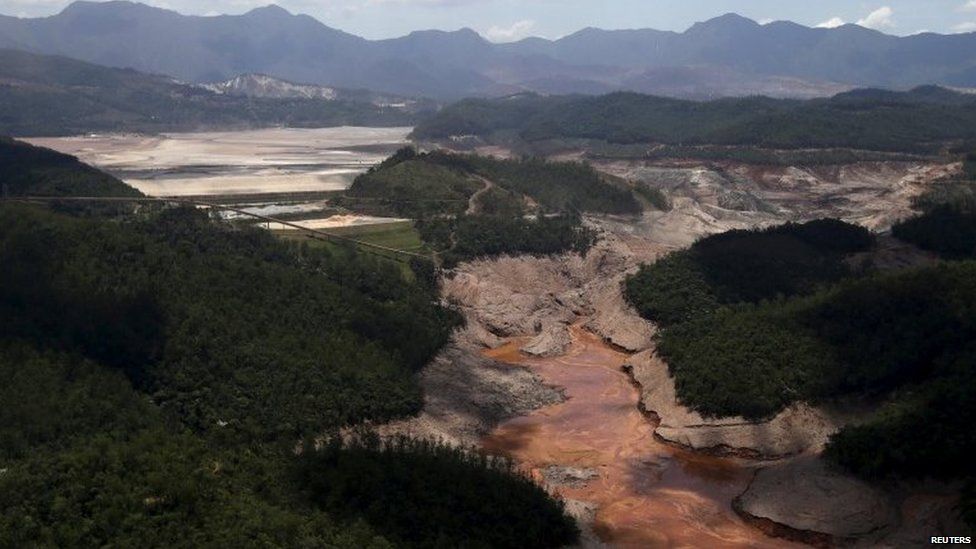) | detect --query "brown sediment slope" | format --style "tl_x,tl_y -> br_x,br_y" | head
595,159 -> 960,247
384,156 -> 961,546
481,327 -> 803,548
623,350 -> 853,458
